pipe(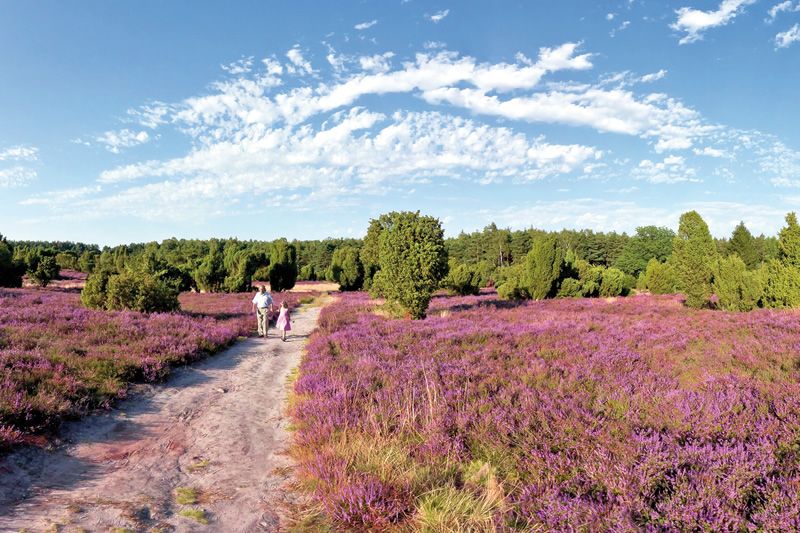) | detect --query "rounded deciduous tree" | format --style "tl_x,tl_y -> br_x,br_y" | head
672,211 -> 718,308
